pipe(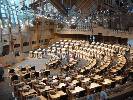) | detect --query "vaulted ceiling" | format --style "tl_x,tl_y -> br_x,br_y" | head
30,0 -> 96,16
49,0 -> 95,16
